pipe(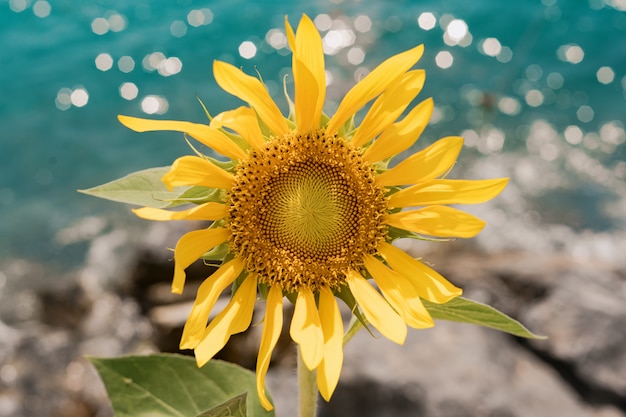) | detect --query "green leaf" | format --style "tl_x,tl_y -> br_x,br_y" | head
195,393 -> 247,417
88,354 -> 274,417
423,297 -> 545,339
79,167 -> 187,208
